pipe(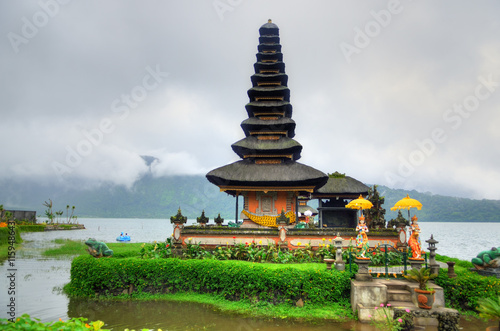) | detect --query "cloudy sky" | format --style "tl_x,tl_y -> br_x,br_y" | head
1,1 -> 499,200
